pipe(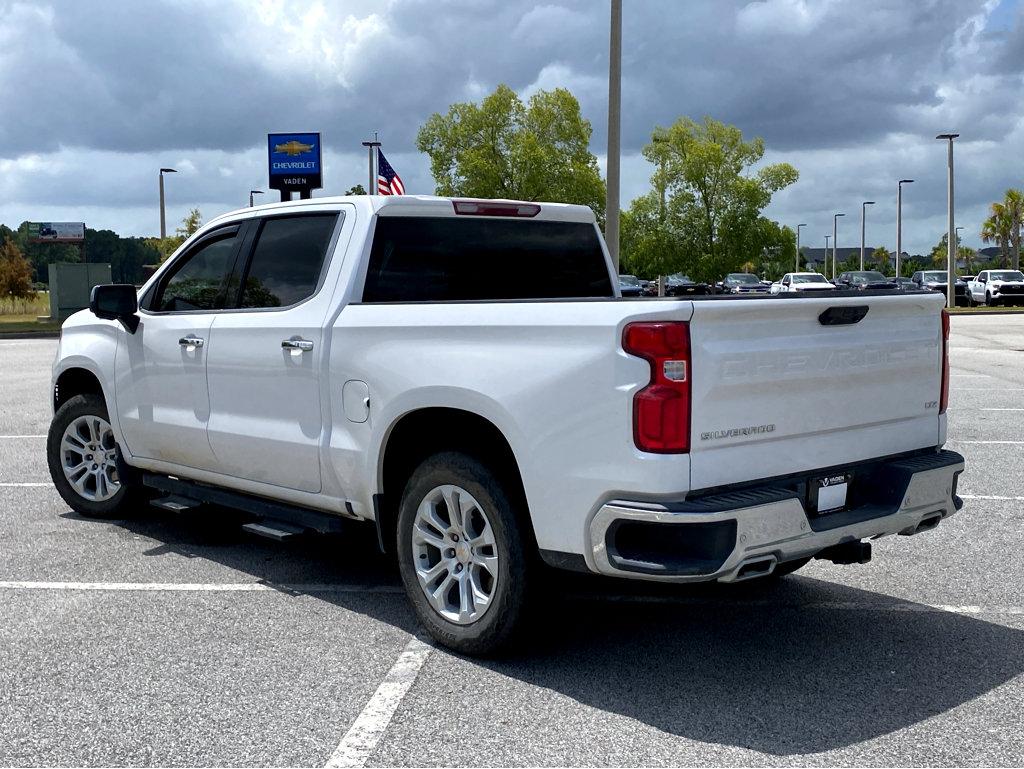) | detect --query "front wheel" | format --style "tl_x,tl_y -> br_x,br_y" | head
397,451 -> 530,655
987,291 -> 998,307
47,394 -> 140,518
